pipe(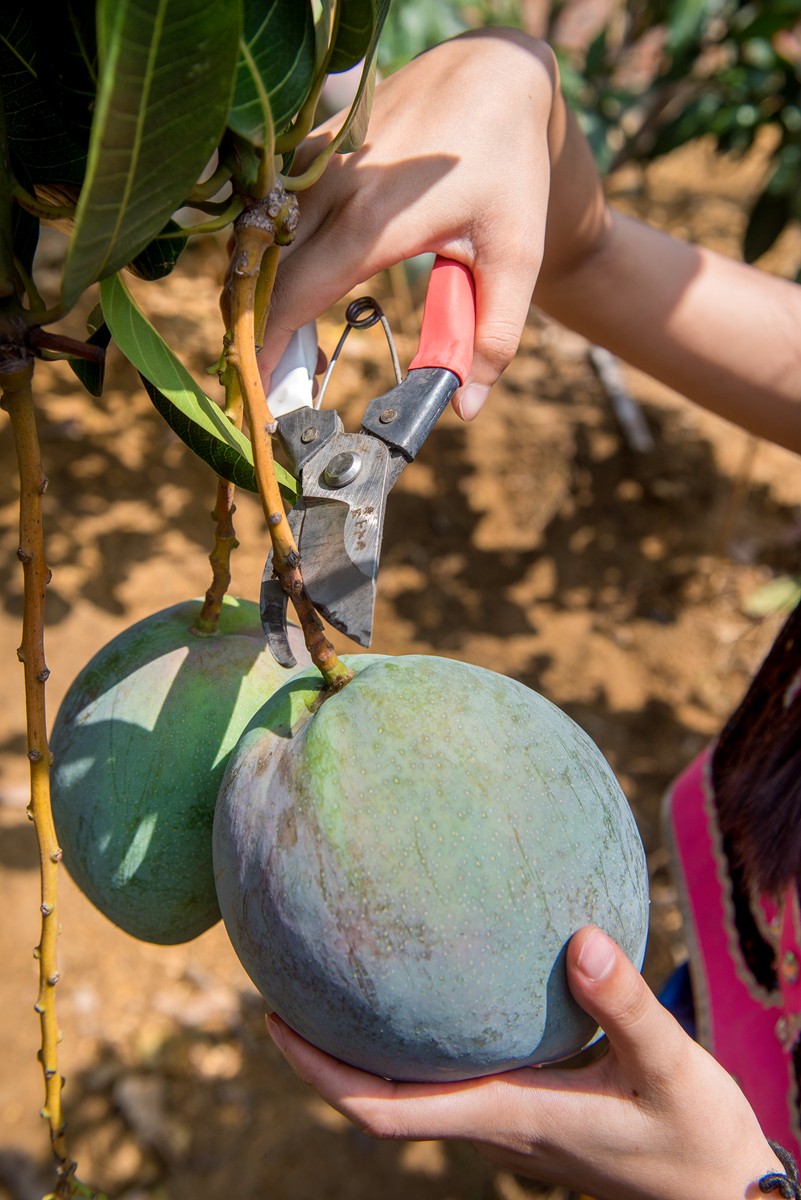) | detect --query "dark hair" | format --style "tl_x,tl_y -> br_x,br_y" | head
712,599 -> 801,897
